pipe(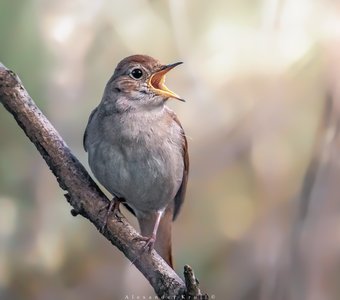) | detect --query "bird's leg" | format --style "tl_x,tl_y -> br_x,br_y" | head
101,196 -> 124,232
138,211 -> 163,252
130,211 -> 163,267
